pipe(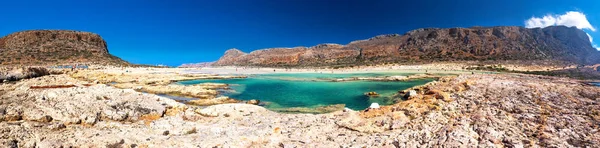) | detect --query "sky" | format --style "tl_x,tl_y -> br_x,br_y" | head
1,0 -> 599,66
